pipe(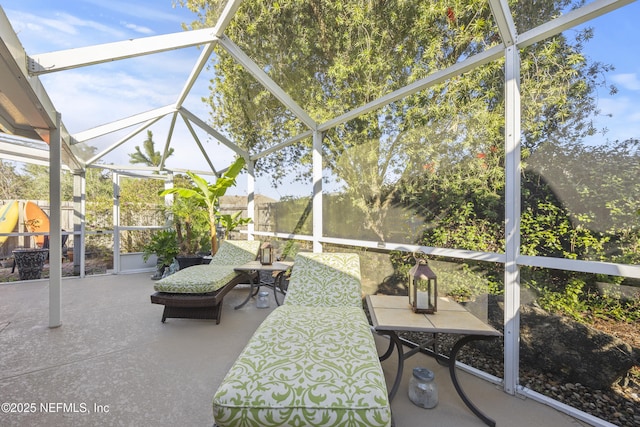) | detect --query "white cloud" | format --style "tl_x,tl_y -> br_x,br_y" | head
598,96 -> 632,117
7,10 -> 126,51
41,68 -> 184,131
590,95 -> 640,143
611,73 -> 640,91
50,12 -> 124,37
630,111 -> 640,122
78,0 -> 189,27
121,22 -> 155,35
6,0 -> 194,52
